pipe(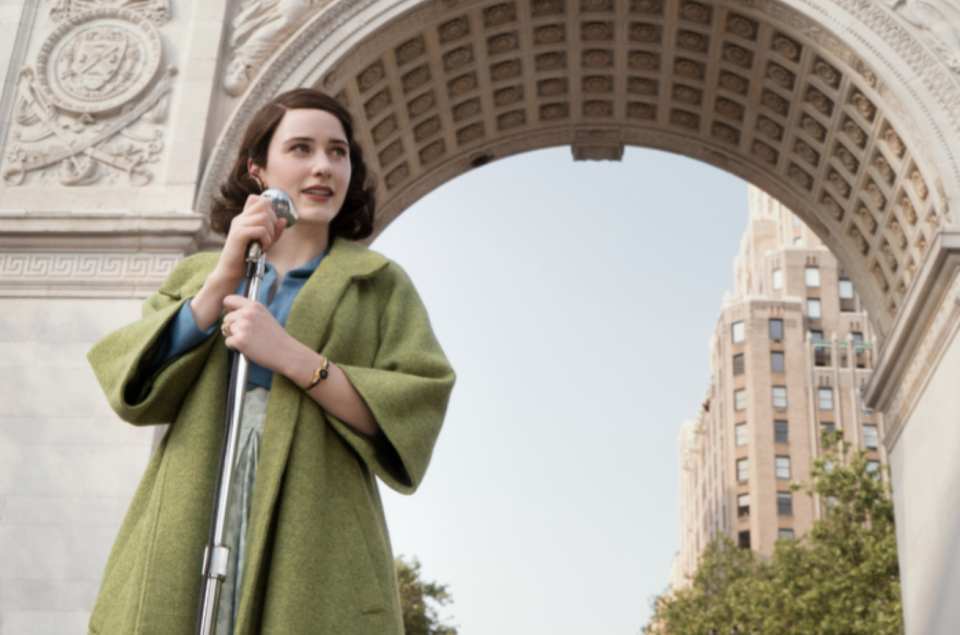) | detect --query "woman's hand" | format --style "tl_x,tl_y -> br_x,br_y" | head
191,195 -> 288,331
221,295 -> 295,373
221,295 -> 380,436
